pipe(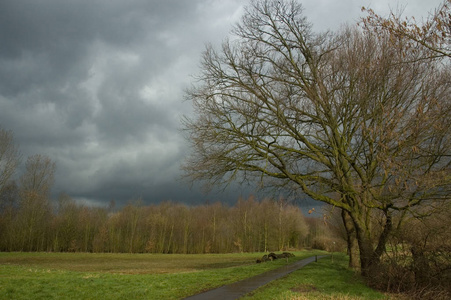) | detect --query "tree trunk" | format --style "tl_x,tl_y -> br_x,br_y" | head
356,234 -> 375,276
352,212 -> 392,276
341,210 -> 360,270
